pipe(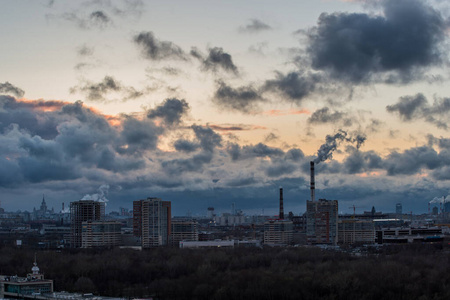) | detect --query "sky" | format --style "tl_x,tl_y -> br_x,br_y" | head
0,0 -> 449,216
